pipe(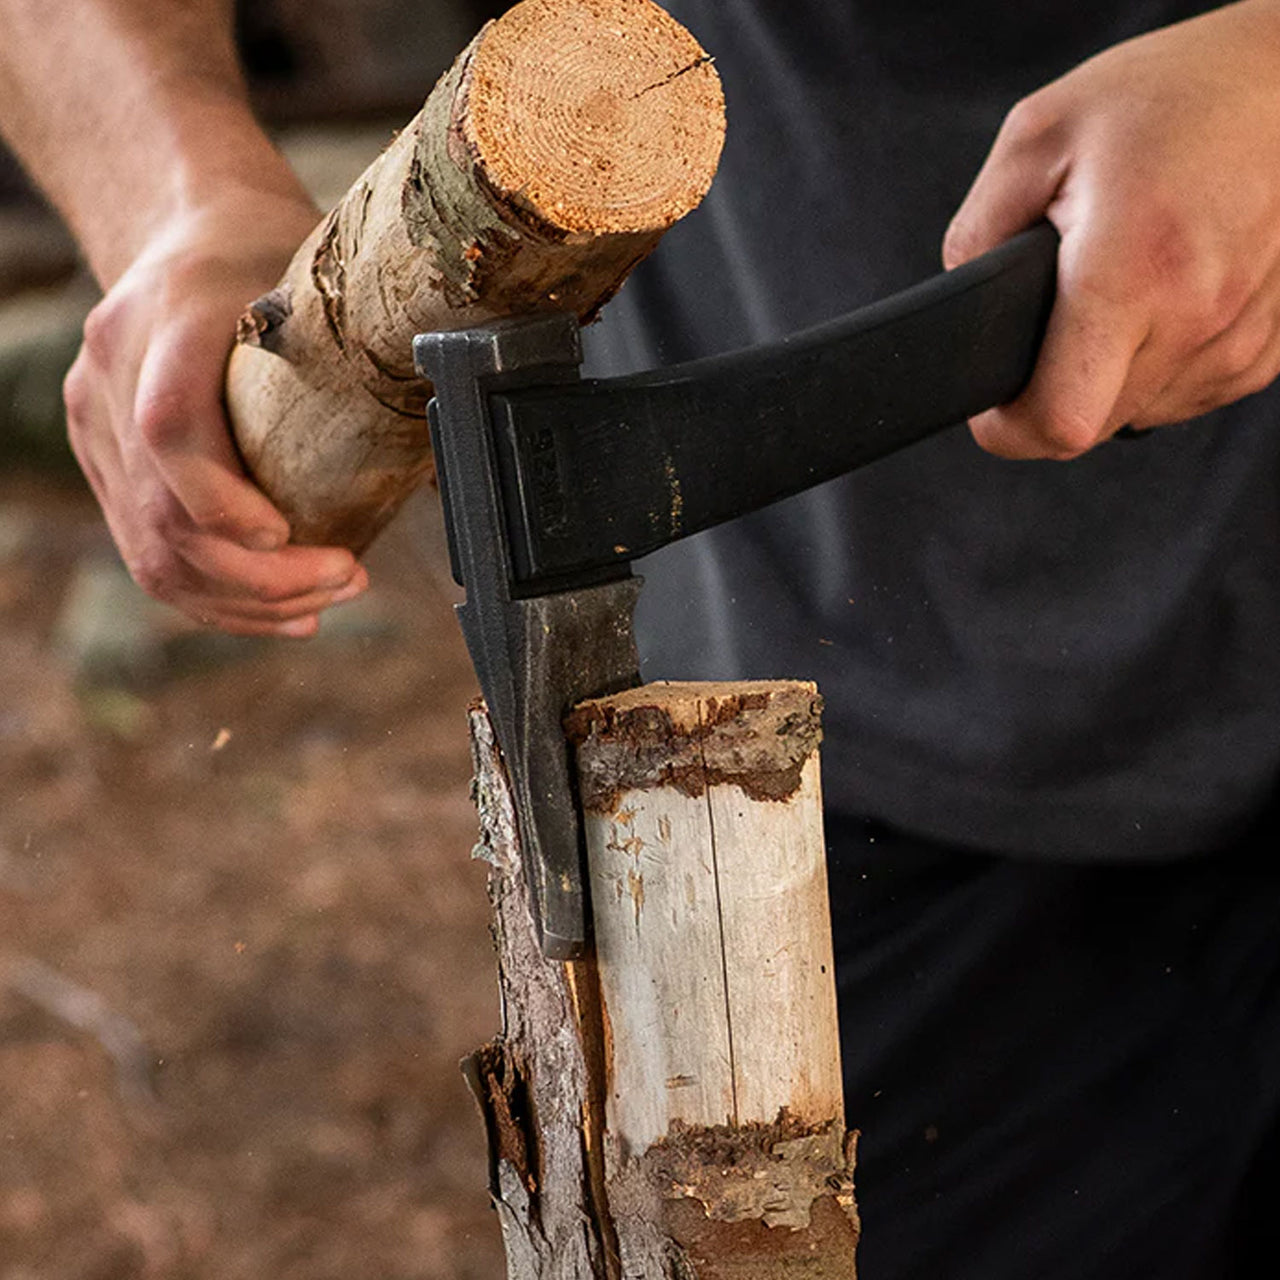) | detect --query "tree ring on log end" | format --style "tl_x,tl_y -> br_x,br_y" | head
464,0 -> 725,236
